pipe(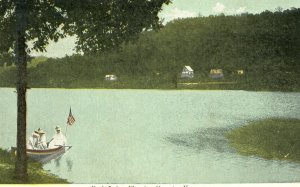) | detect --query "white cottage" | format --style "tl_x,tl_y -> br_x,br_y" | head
209,69 -> 224,78
181,66 -> 194,78
104,74 -> 118,81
